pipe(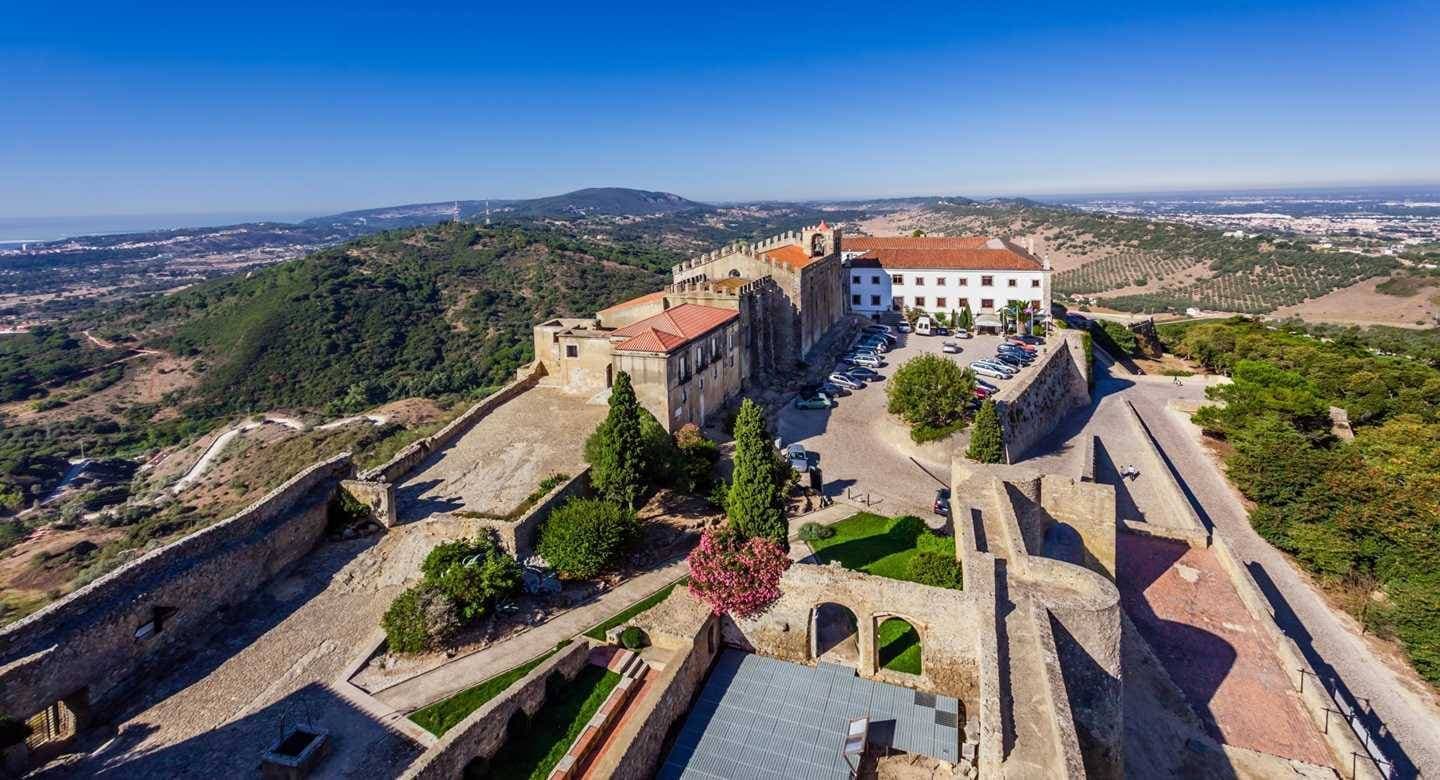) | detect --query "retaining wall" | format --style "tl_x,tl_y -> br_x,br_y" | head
398,640 -> 591,780
995,331 -> 1091,463
1121,399 -> 1210,541
360,362 -> 546,484
0,454 -> 354,722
